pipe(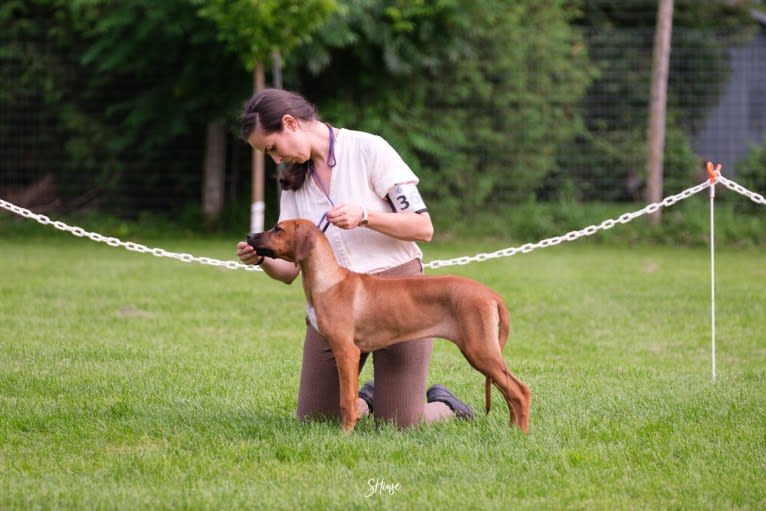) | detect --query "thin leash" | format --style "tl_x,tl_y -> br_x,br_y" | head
312,122 -> 337,232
